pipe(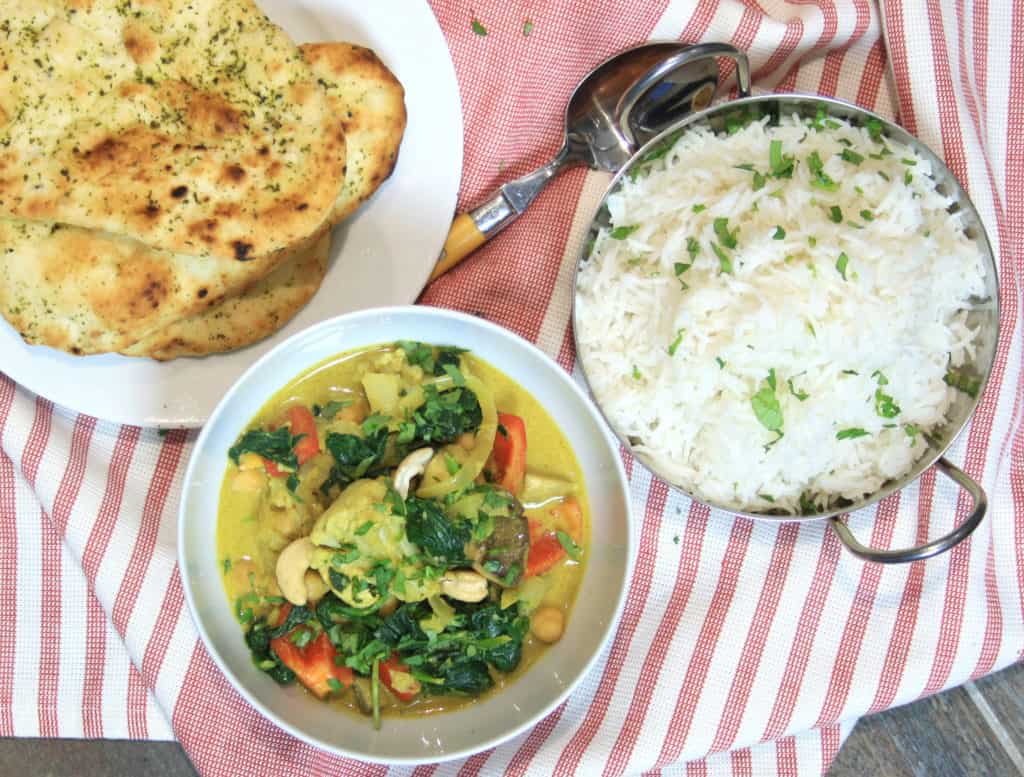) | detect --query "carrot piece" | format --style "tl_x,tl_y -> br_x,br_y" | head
379,652 -> 421,702
287,406 -> 320,465
547,497 -> 583,543
490,413 -> 527,495
524,518 -> 566,578
271,605 -> 352,698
